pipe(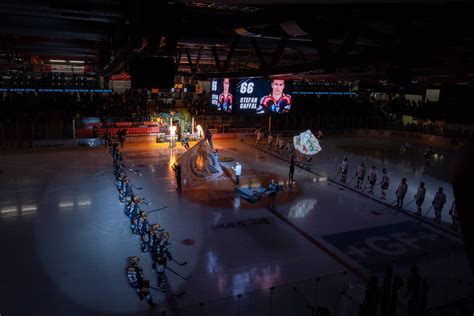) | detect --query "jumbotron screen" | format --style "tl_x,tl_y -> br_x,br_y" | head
210,78 -> 293,114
